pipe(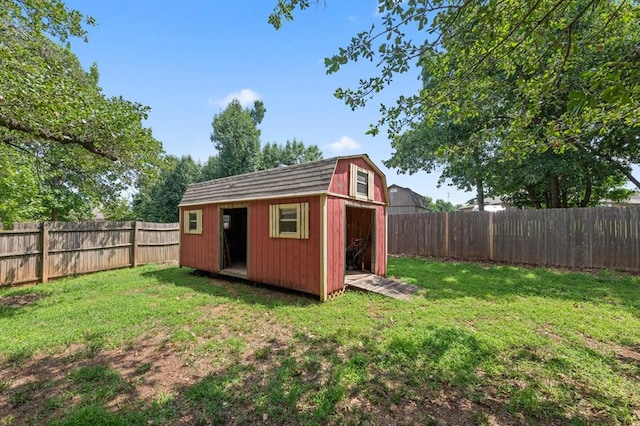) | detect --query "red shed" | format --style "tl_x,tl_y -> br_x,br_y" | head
178,154 -> 389,301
